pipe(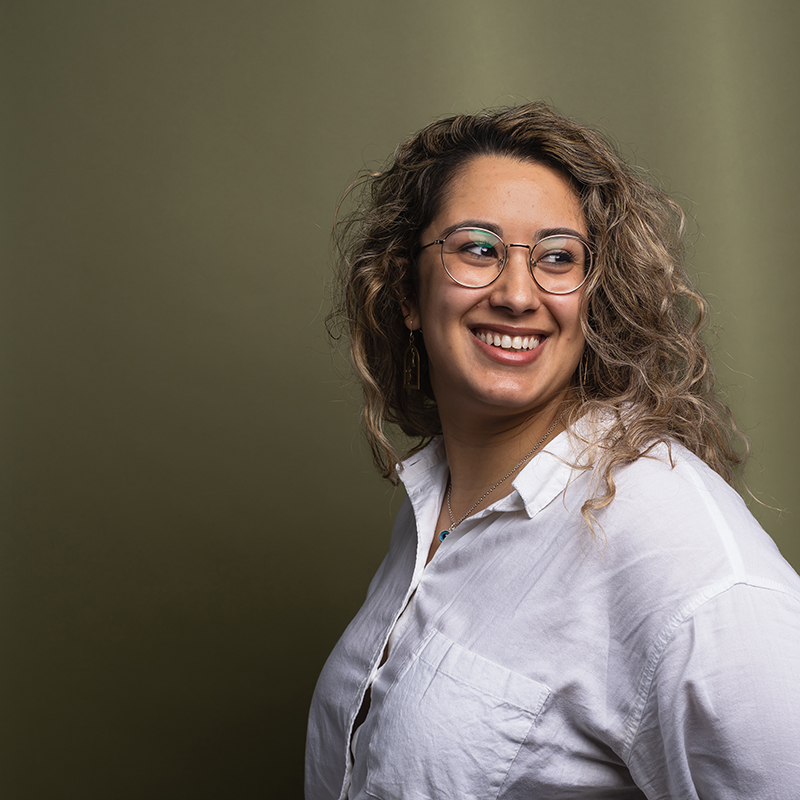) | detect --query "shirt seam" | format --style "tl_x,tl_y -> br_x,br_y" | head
418,649 -> 551,715
621,577 -> 800,760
